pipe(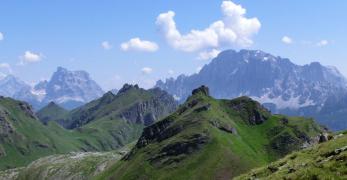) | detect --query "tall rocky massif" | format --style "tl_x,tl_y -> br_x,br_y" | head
156,49 -> 347,130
